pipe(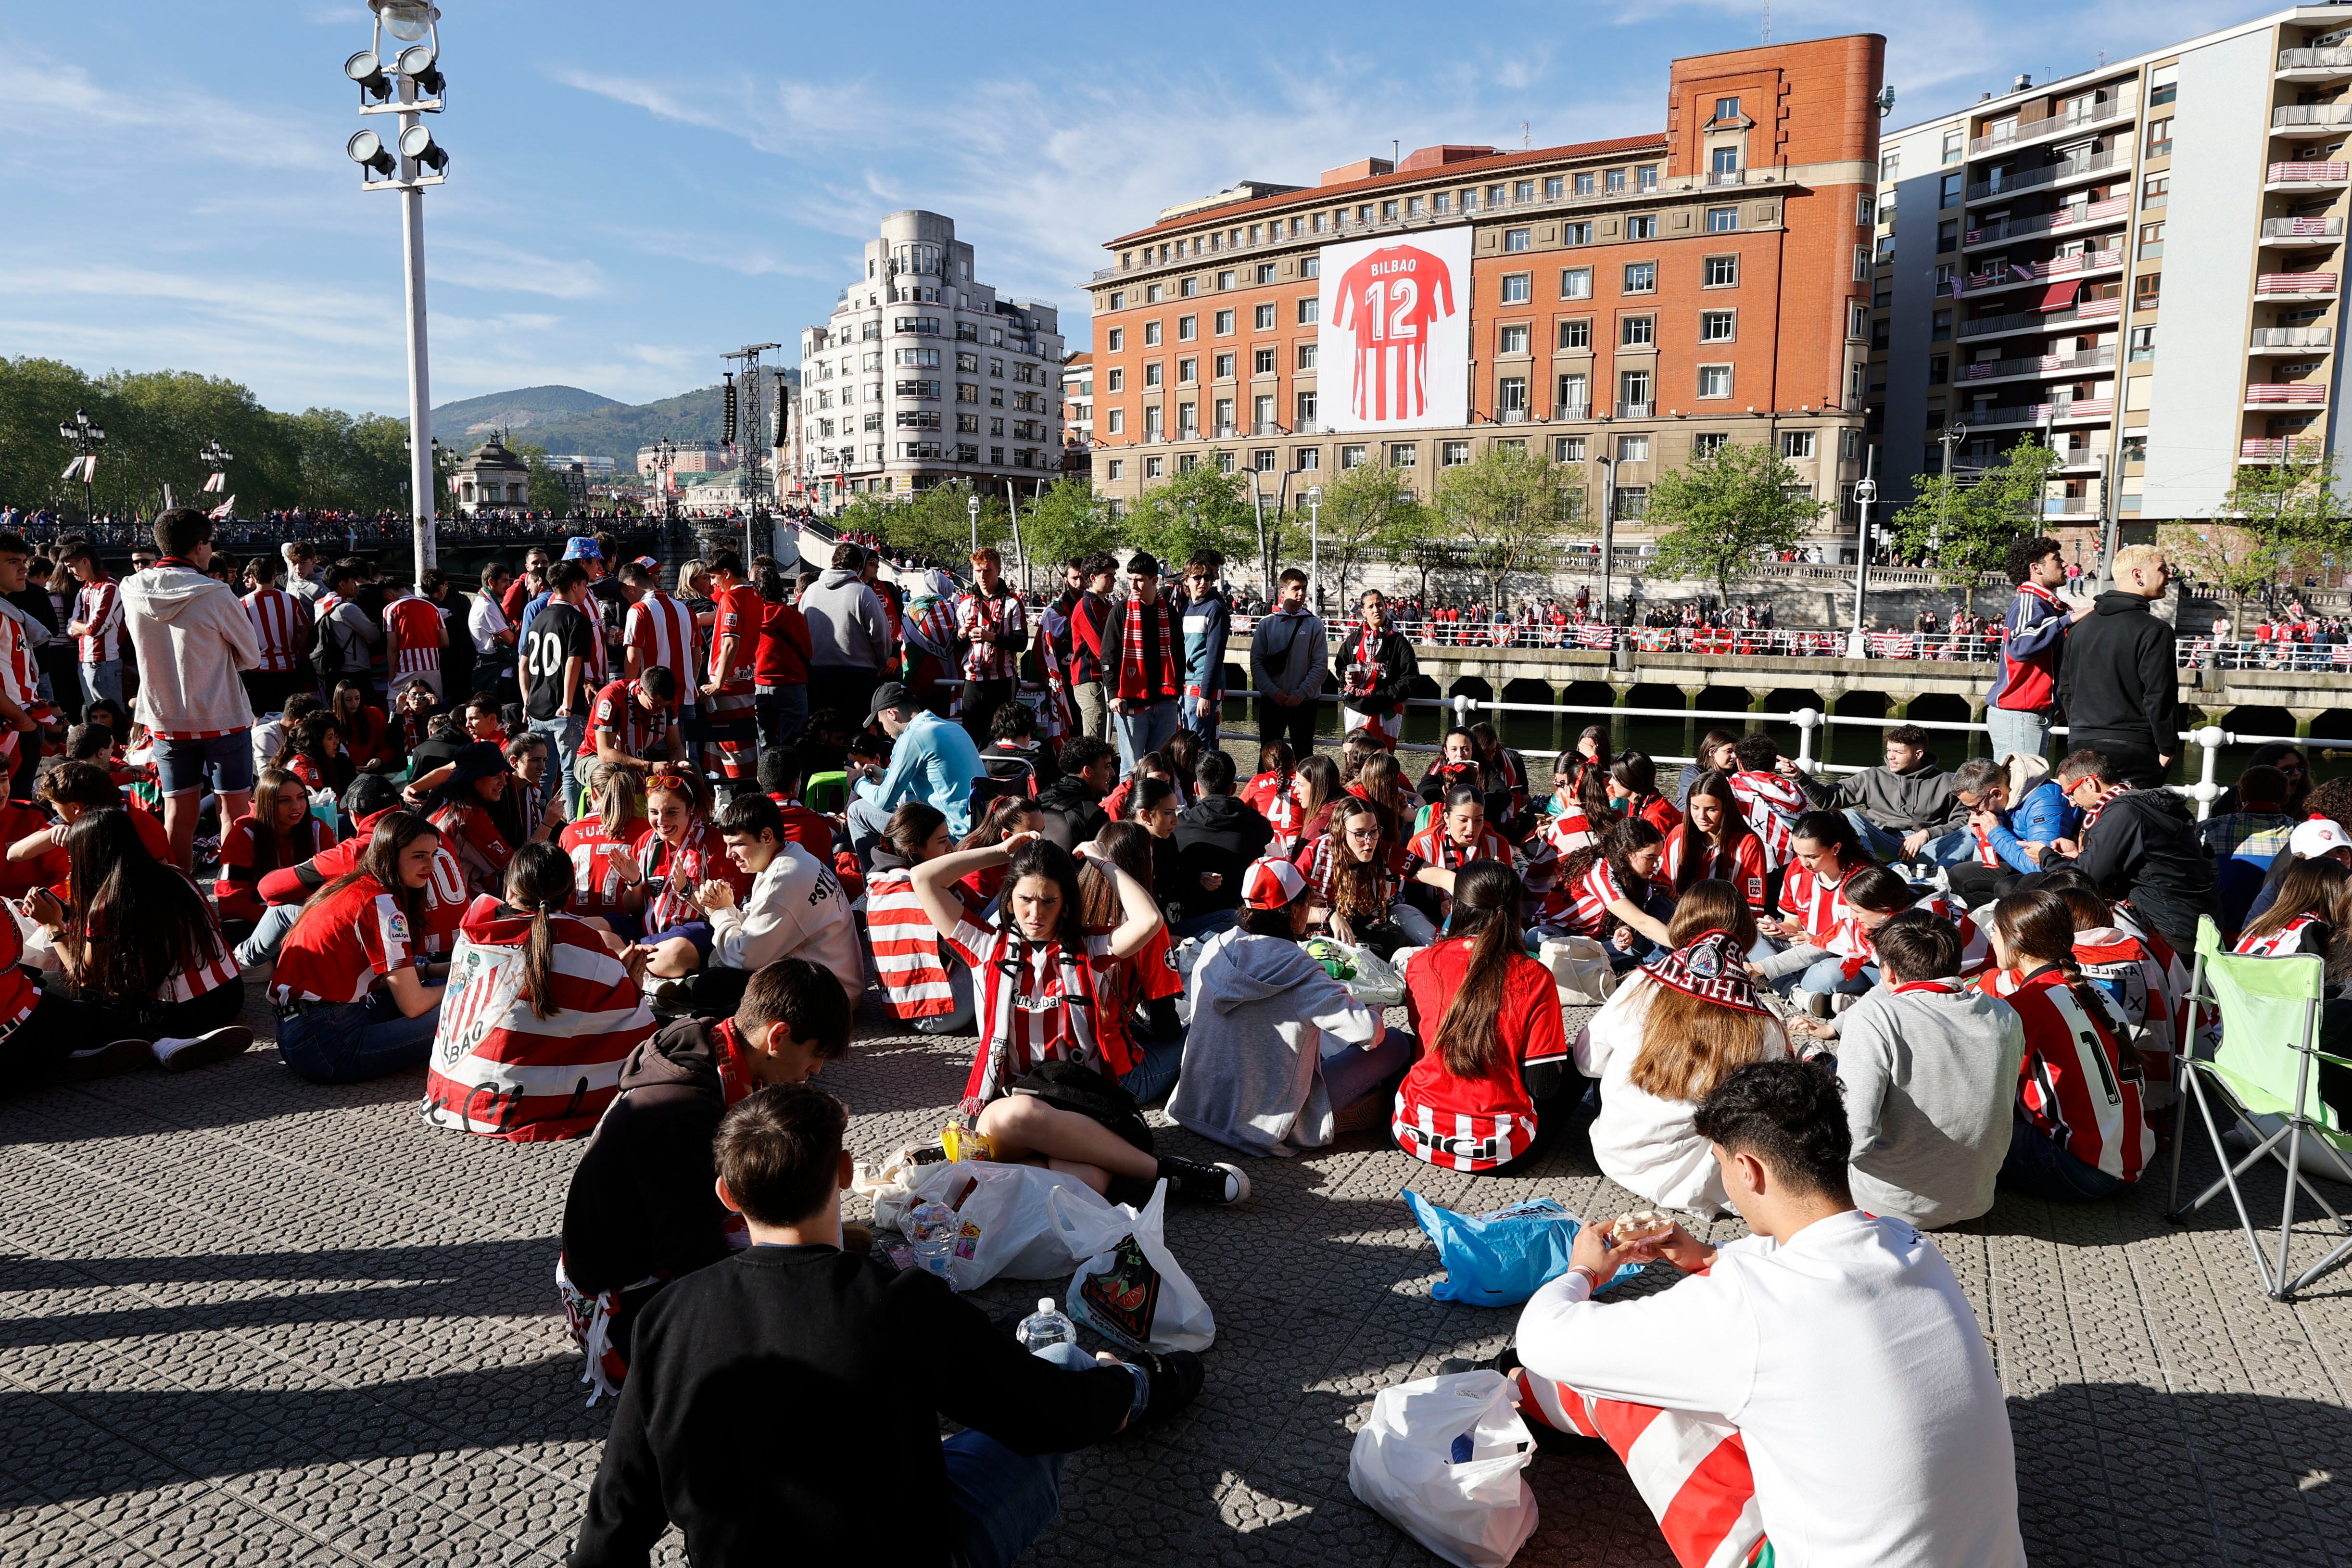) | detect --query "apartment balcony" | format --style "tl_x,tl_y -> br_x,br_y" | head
1959,346 -> 2117,385
2042,495 -> 2105,516
1963,398 -> 2115,429
2277,47 -> 2352,80
1616,400 -> 1655,418
1966,148 -> 2124,205
1706,168 -> 1747,187
1961,195 -> 2130,251
2251,325 -> 2334,353
2254,271 -> 2341,298
1956,295 -> 2123,340
2267,161 -> 2352,190
2242,436 -> 2328,460
2260,216 -> 2345,246
1970,92 -> 2141,157
1955,247 -> 2124,298
2246,382 -> 2329,407
1251,421 -> 1284,436
2273,103 -> 2352,134
1212,423 -> 1239,439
